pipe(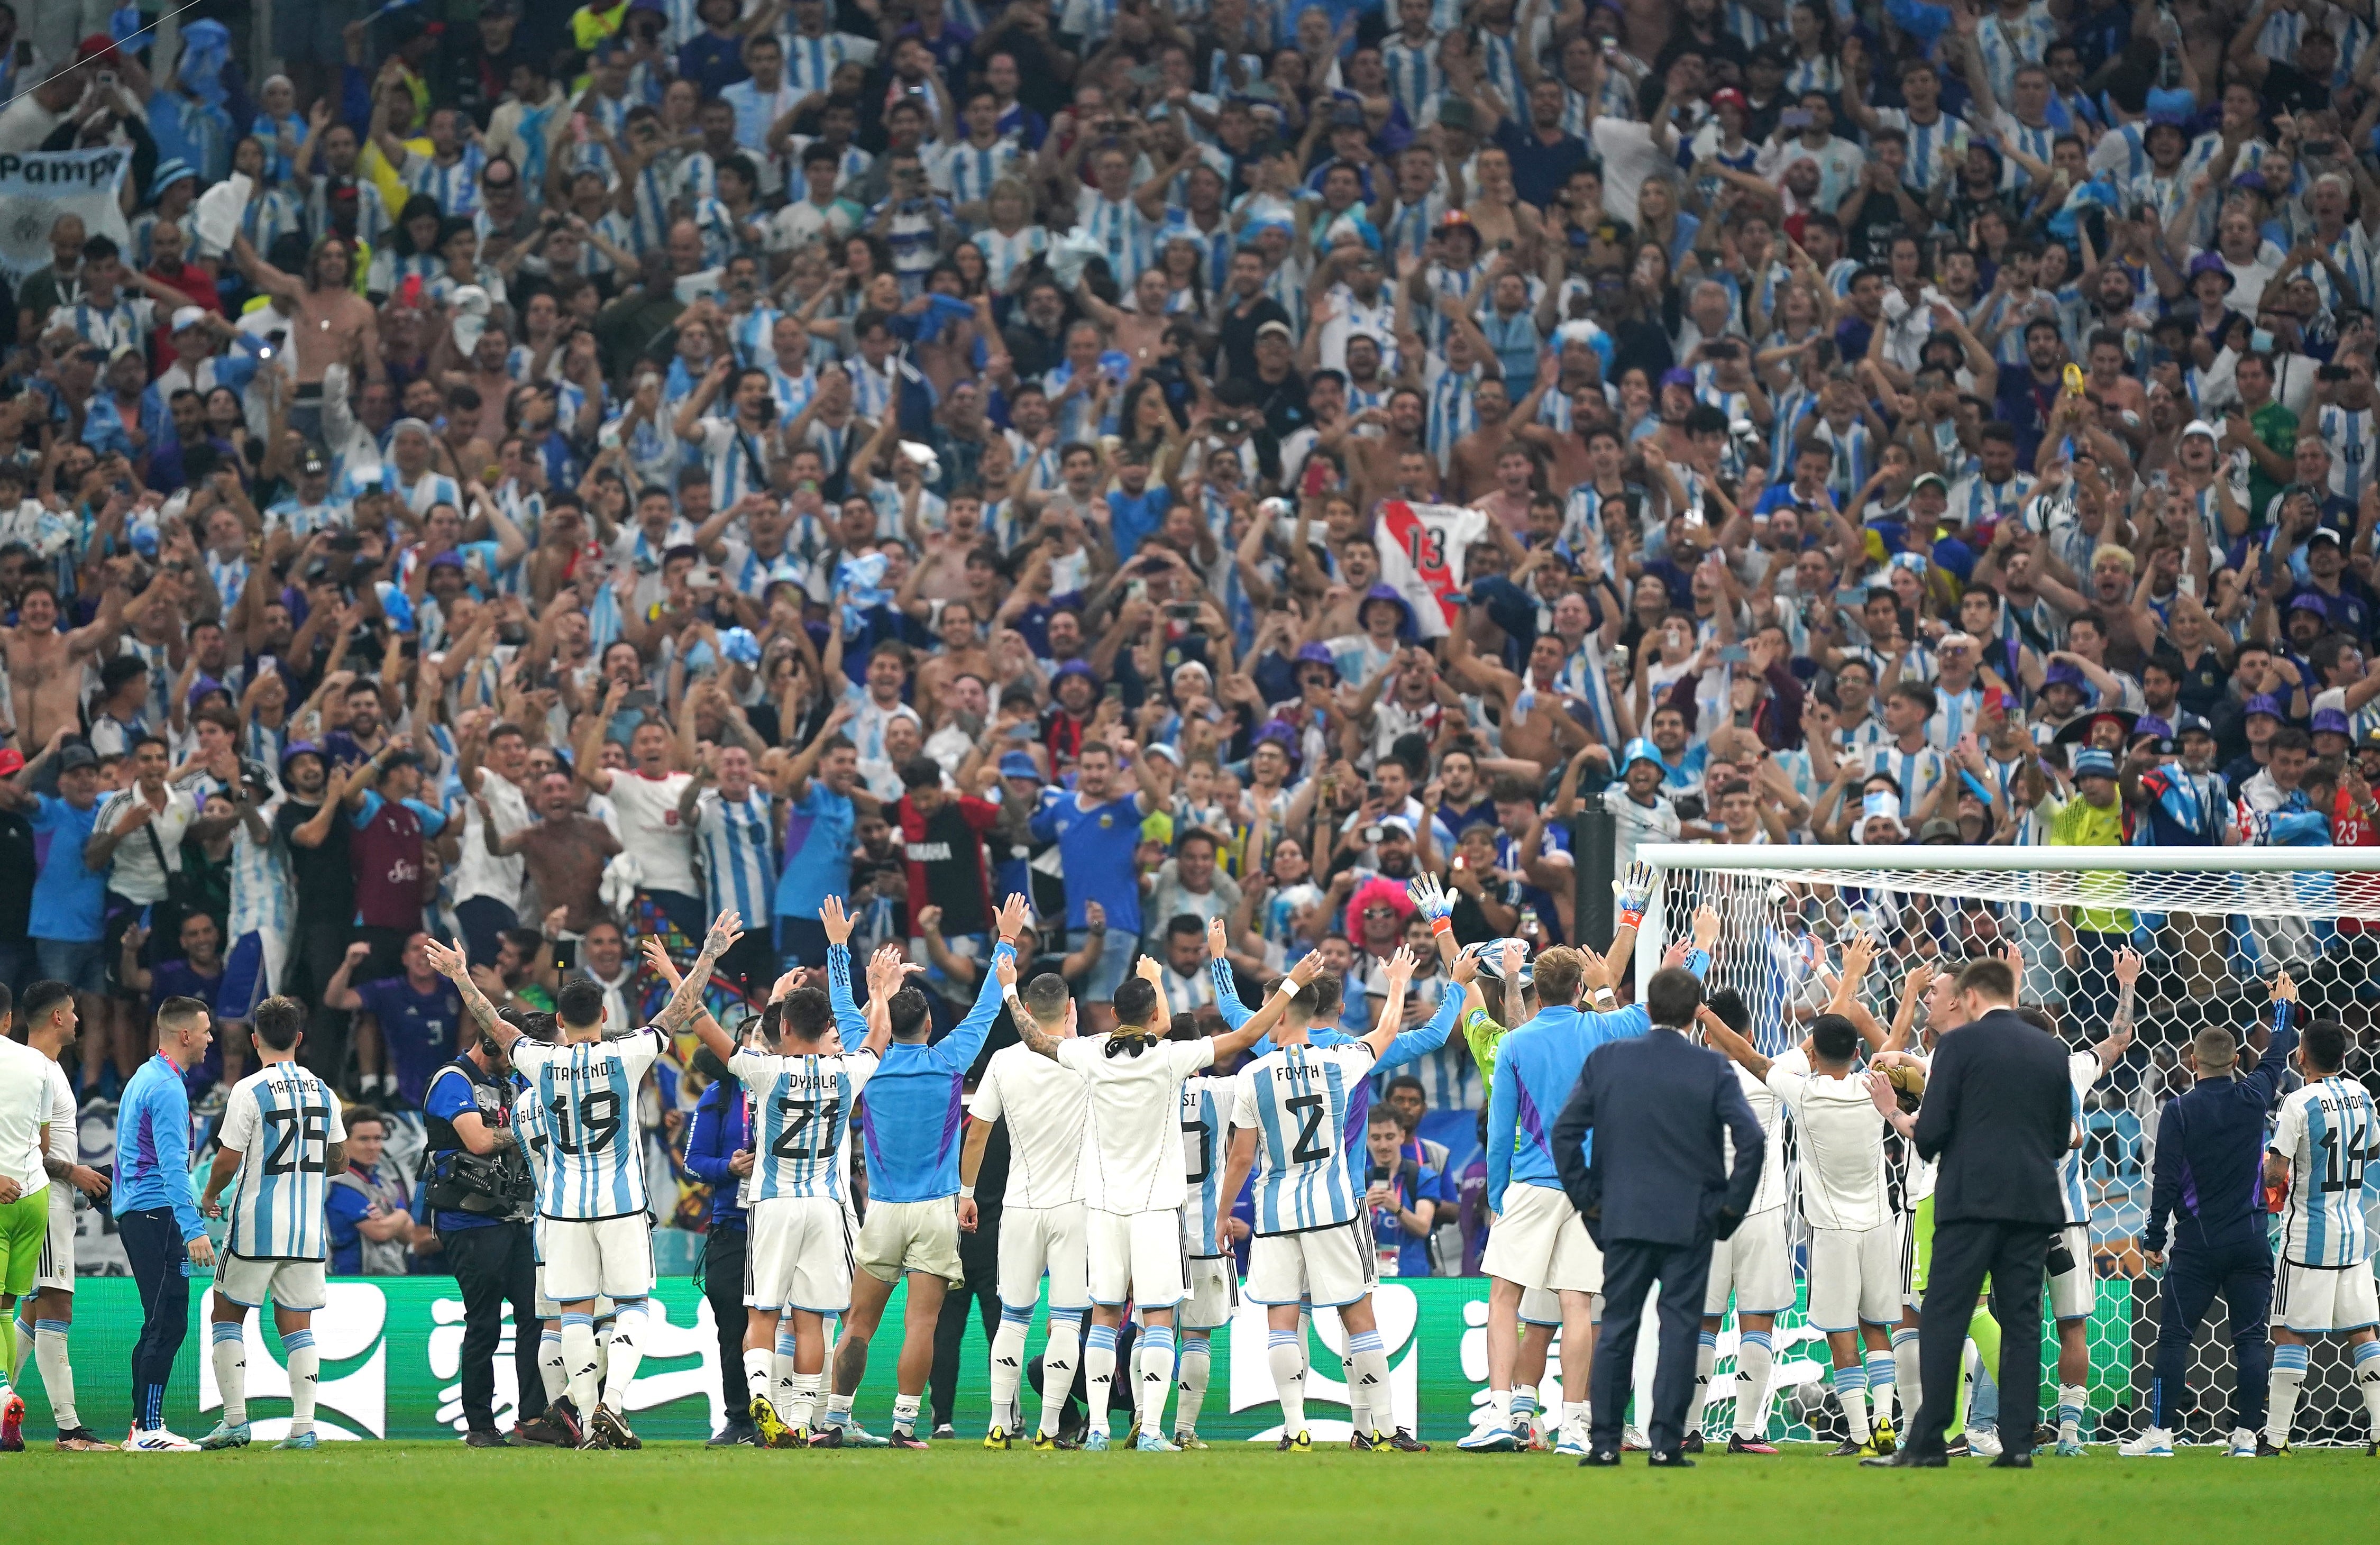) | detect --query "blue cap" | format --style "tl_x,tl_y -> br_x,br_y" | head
2286,590 -> 2332,617
279,739 -> 325,773
1620,737 -> 1664,773
998,751 -> 1039,779
2244,693 -> 2286,720
2313,707 -> 2352,736
153,157 -> 196,191
2072,748 -> 2118,779
1055,659 -> 1099,684
2043,660 -> 2087,690
1295,641 -> 1335,666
